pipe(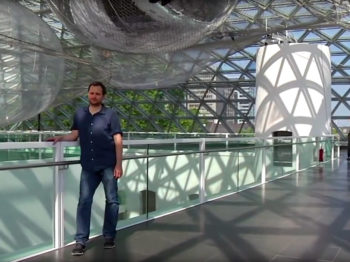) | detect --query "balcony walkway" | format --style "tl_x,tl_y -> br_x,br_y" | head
23,152 -> 350,262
